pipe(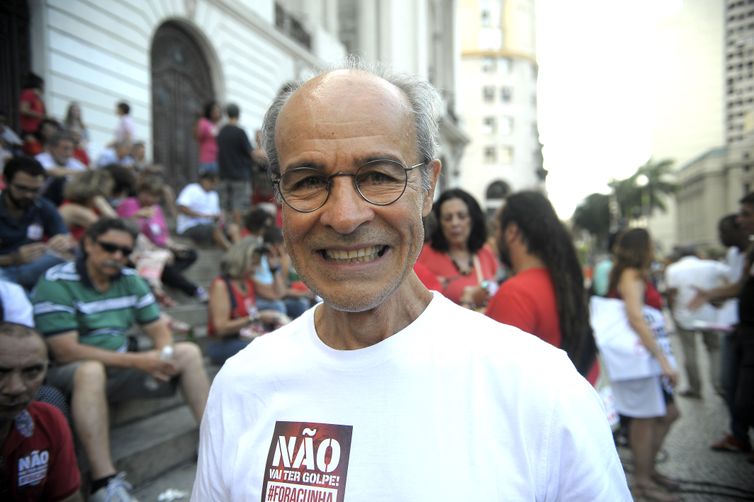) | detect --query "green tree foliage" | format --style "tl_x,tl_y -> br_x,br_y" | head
572,159 -> 676,249
609,158 -> 676,219
573,193 -> 611,245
